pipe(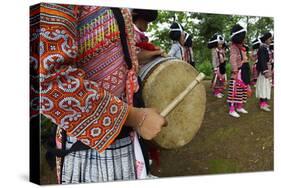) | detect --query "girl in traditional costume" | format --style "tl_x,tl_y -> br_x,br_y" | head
168,22 -> 186,60
227,24 -> 250,118
208,34 -> 227,98
132,9 -> 164,66
256,32 -> 273,111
